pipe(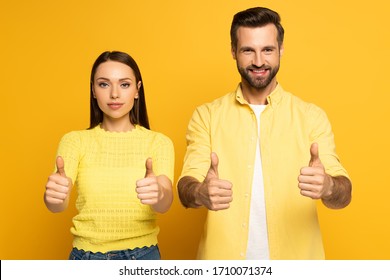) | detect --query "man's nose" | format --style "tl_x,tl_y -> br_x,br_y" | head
252,52 -> 264,67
